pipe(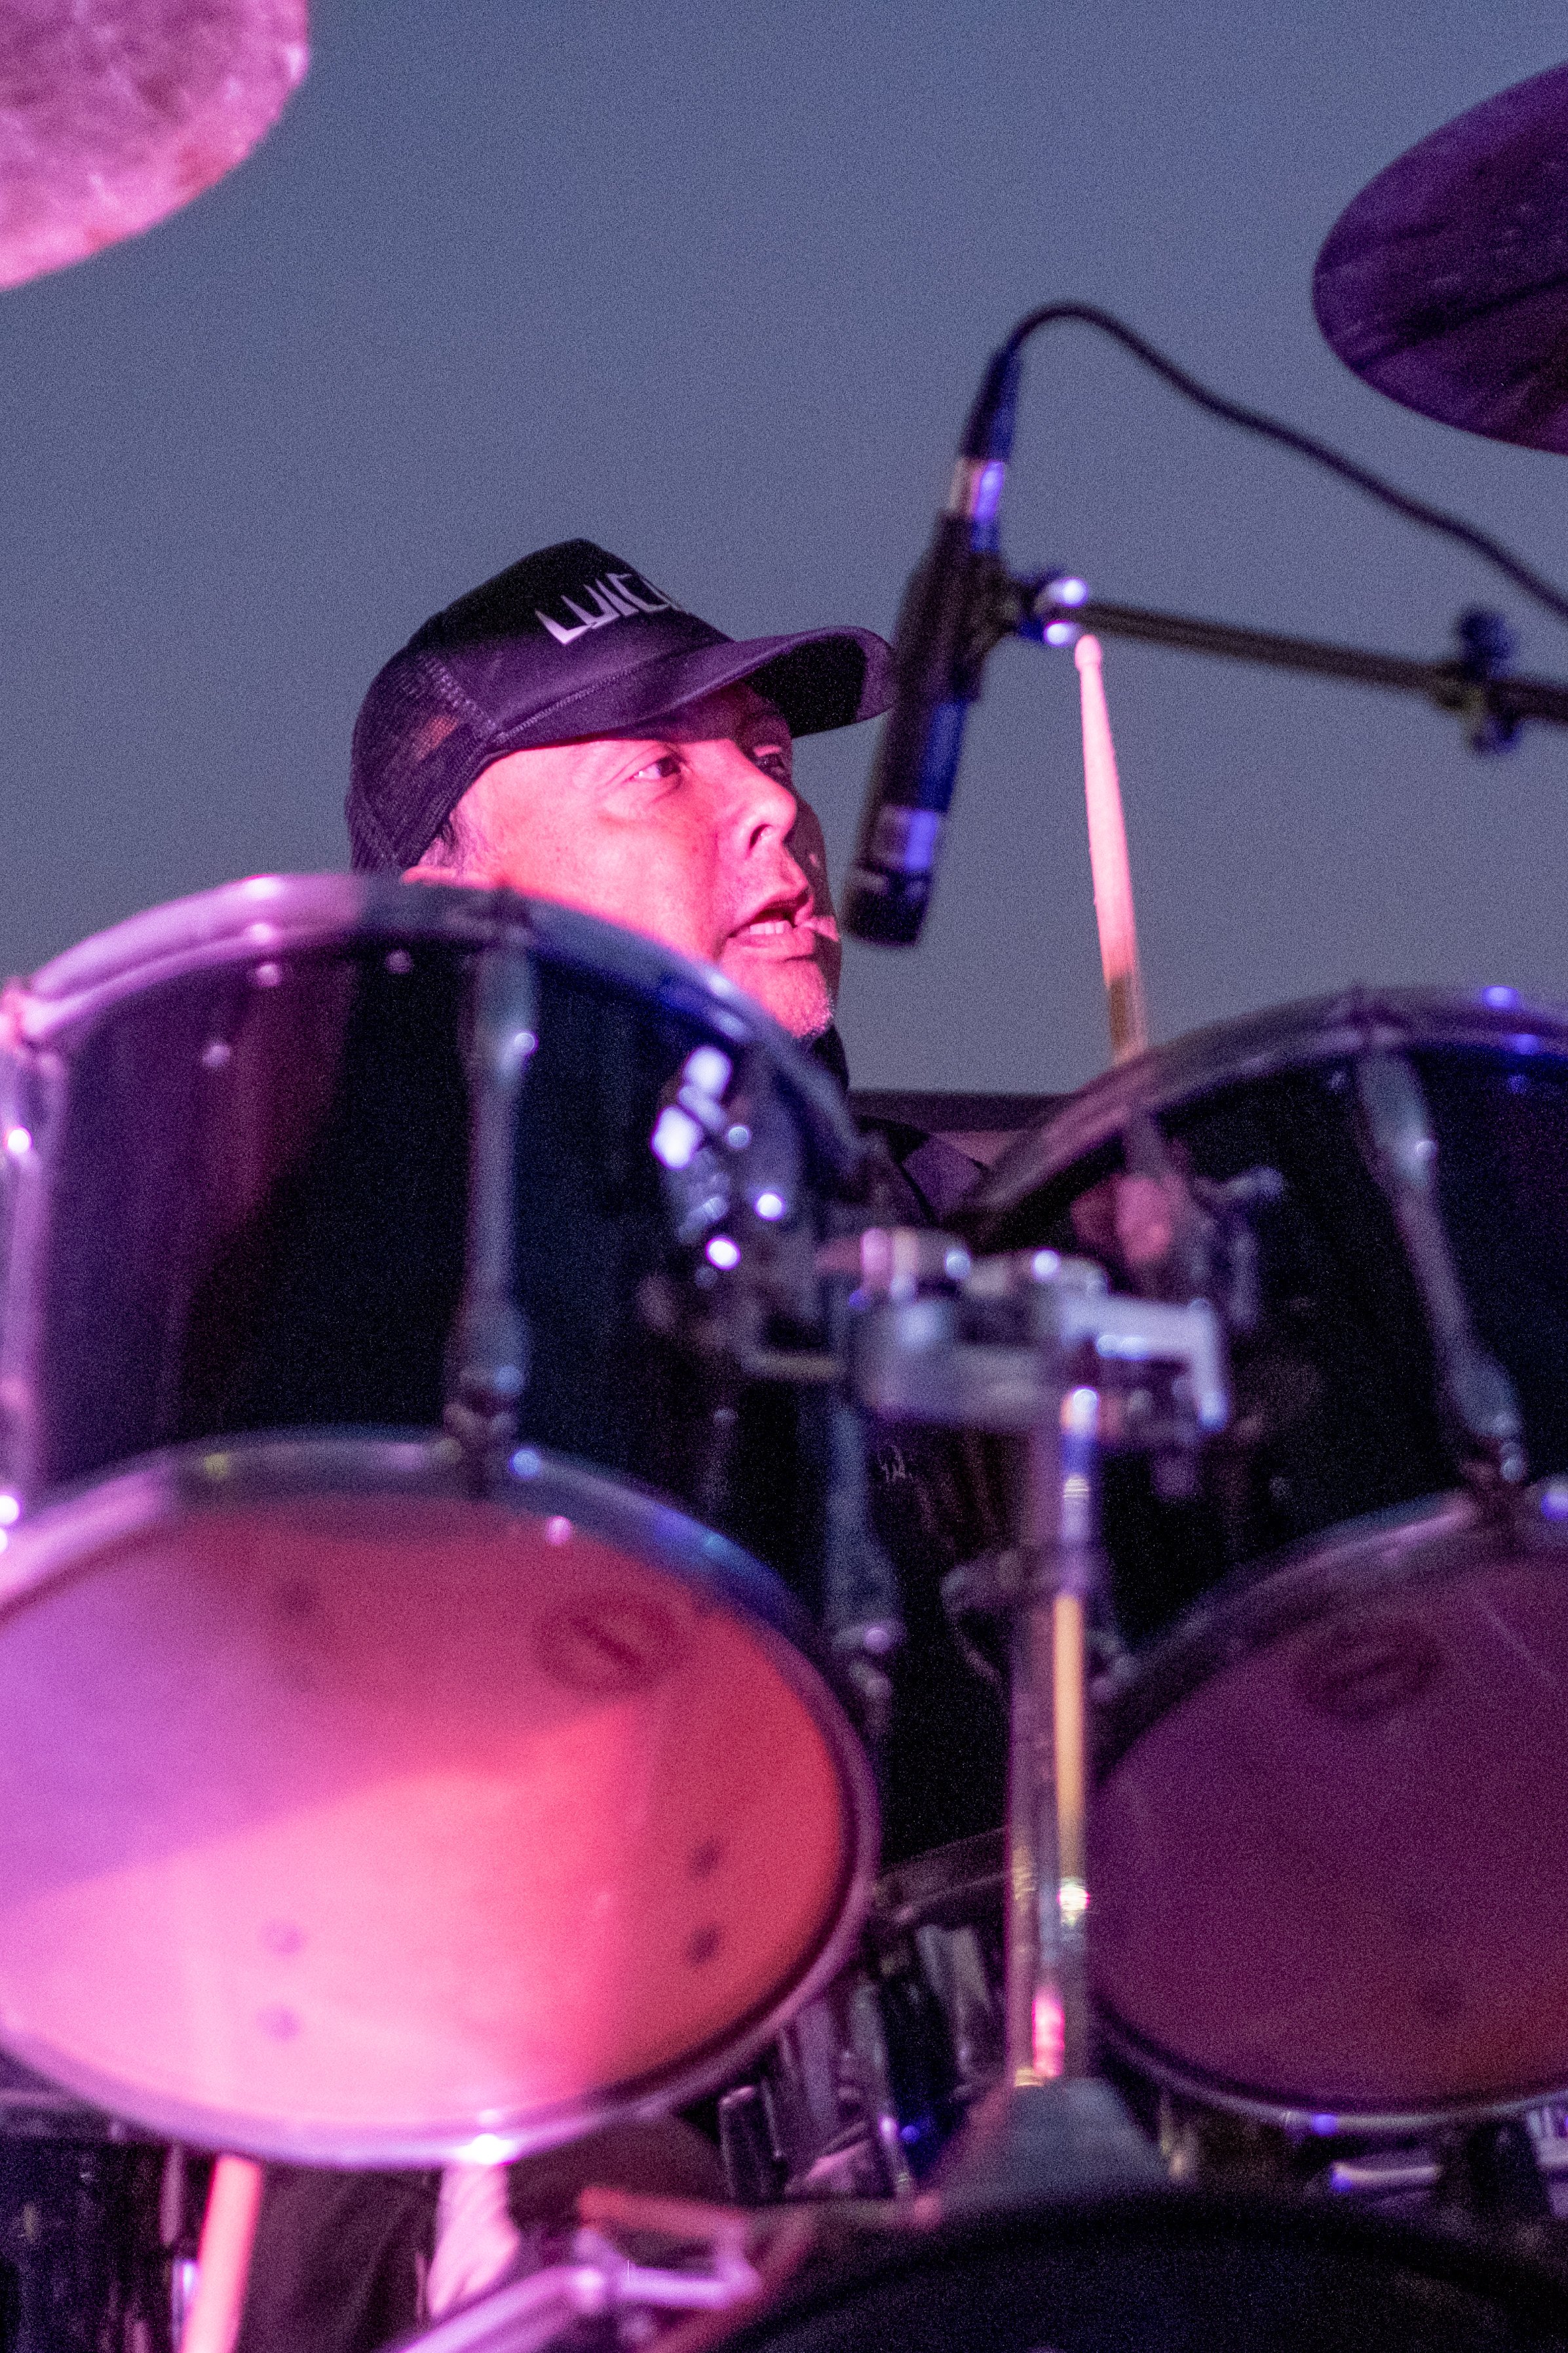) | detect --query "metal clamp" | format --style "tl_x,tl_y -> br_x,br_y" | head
846,1235 -> 1227,1439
